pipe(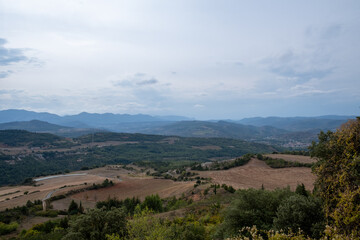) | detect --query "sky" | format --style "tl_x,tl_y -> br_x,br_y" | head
0,0 -> 359,119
